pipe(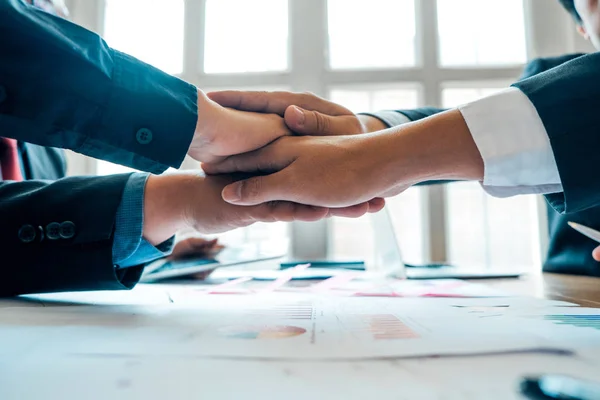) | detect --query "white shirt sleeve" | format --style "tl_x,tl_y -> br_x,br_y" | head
458,87 -> 563,198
